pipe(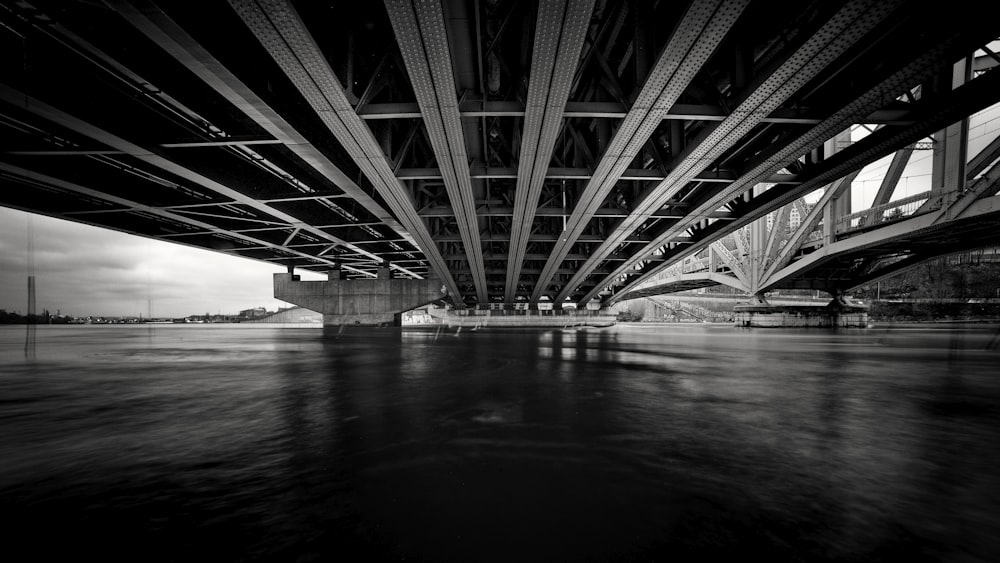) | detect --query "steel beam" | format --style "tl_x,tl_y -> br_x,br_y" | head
581,9 -> 999,305
616,271 -> 747,302
762,205 -> 791,272
357,101 -> 843,123
939,148 -> 1000,221
560,0 -> 902,305
108,1 -> 412,243
530,0 -> 749,302
0,83 -> 405,267
225,0 -> 461,296
709,241 -> 750,288
505,0 -> 594,302
759,207 -> 953,293
0,160 -> 346,269
759,174 -> 856,286
396,165 -> 799,183
653,33 -> 986,248
872,145 -> 915,206
604,61 -> 1000,304
968,131 -> 1000,181
931,55 -> 972,199
109,0 -> 432,276
384,0 -> 487,301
